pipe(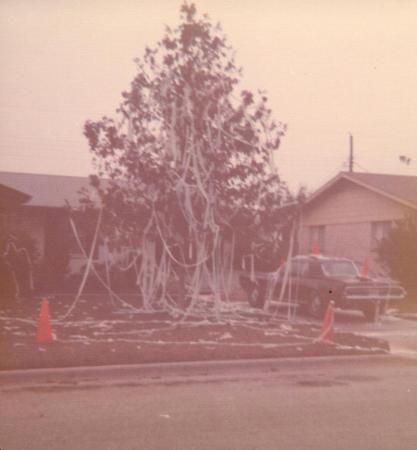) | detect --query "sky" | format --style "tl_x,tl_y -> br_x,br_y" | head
1,0 -> 416,193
